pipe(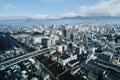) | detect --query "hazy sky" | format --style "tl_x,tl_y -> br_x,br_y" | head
0,0 -> 120,19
